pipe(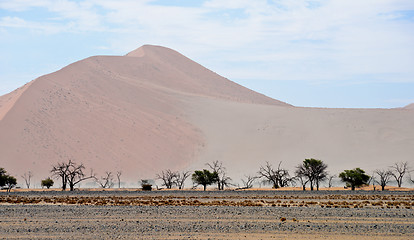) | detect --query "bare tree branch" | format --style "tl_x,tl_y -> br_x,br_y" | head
156,169 -> 177,189
116,171 -> 122,188
258,161 -> 291,189
390,162 -> 410,187
21,171 -> 33,189
175,171 -> 191,190
51,160 -> 94,191
374,169 -> 393,191
207,160 -> 227,190
241,175 -> 257,189
96,171 -> 114,188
